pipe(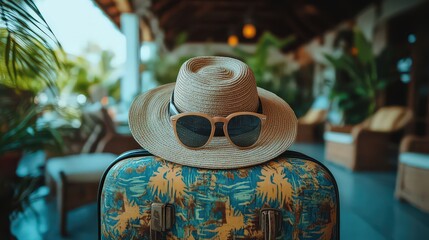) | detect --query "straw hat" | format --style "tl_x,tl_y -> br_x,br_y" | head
129,56 -> 297,169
